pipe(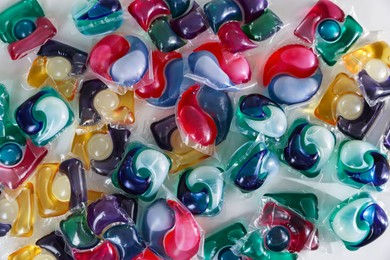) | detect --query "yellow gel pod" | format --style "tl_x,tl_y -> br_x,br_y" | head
10,182 -> 35,237
27,40 -> 88,101
35,163 -> 70,218
79,79 -> 135,126
27,56 -> 78,101
71,125 -> 109,170
343,41 -> 390,74
315,73 -> 363,125
27,56 -> 48,87
71,124 -> 130,176
8,245 -> 41,260
93,89 -> 135,125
